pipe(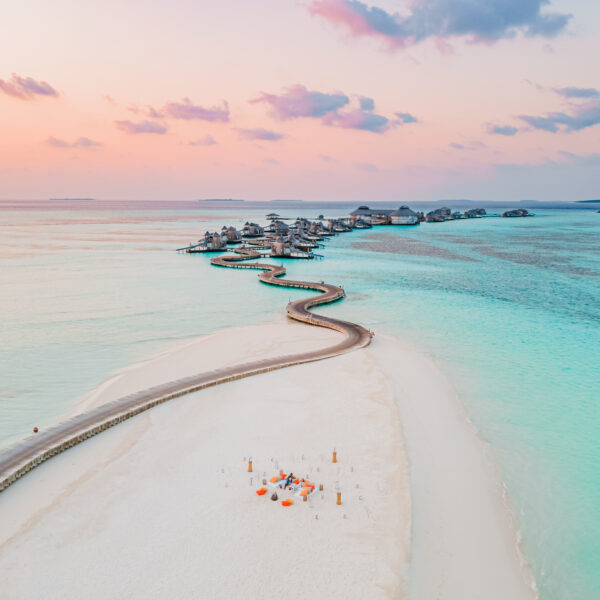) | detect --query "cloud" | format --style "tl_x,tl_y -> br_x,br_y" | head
163,98 -> 229,121
127,98 -> 229,121
308,0 -> 571,51
519,100 -> 600,133
555,87 -> 599,99
359,96 -> 375,110
127,103 -> 164,117
115,120 -> 168,135
253,84 -> 401,134
236,127 -> 285,141
188,135 -> 217,146
395,112 -> 418,124
146,106 -> 166,119
104,95 -> 117,105
47,136 -> 102,148
449,140 -> 487,150
323,107 -> 390,132
0,73 -> 59,100
251,84 -> 349,119
485,123 -> 519,136
264,157 -> 280,165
